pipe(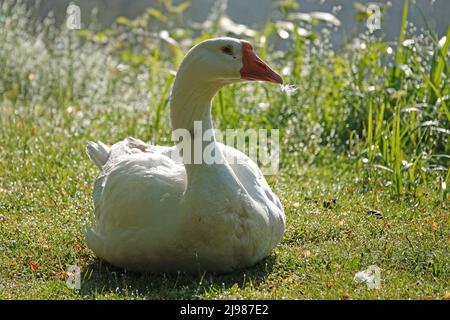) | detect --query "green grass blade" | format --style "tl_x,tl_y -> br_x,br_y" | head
430,26 -> 450,102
